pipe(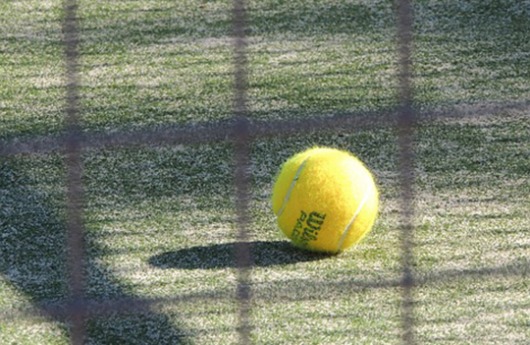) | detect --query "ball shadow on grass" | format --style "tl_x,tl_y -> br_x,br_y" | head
149,240 -> 331,270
